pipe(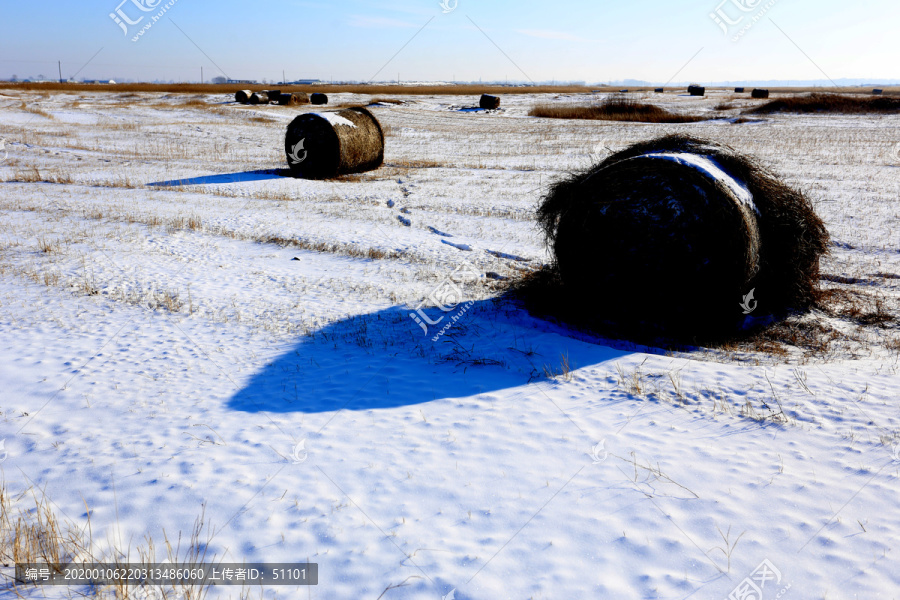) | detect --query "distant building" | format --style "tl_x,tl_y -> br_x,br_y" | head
227,79 -> 259,84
